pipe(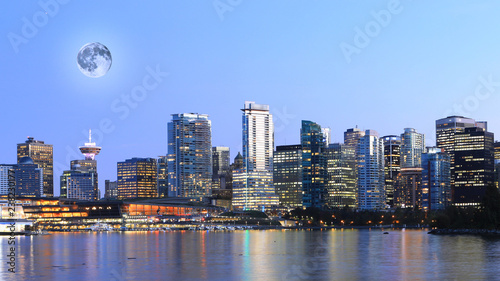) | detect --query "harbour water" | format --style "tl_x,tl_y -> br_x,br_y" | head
3,229 -> 500,280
